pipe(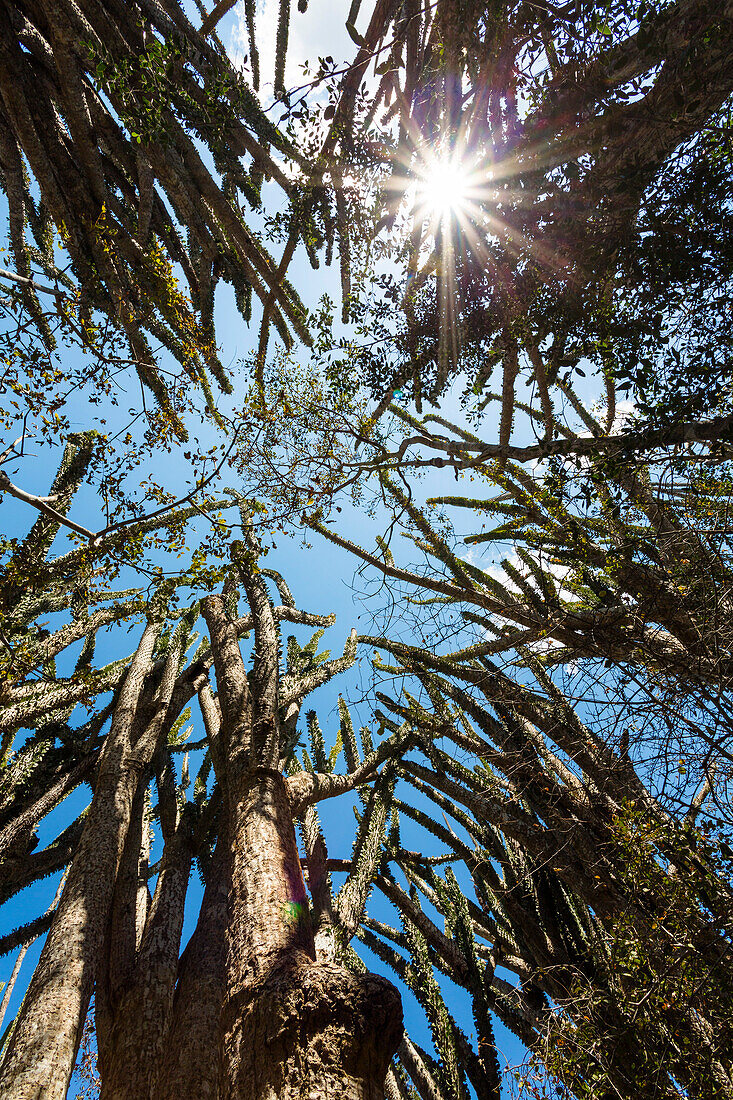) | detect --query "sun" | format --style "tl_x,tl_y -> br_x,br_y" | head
415,155 -> 470,222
